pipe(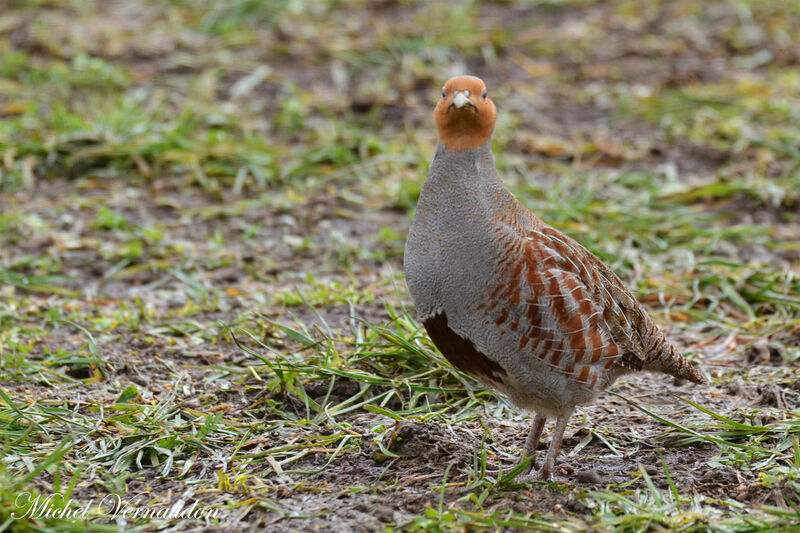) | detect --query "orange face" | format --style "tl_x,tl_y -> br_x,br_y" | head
434,76 -> 497,152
